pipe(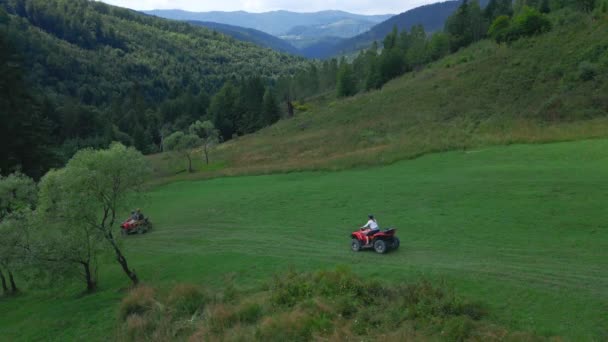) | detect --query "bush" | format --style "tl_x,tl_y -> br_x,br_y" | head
578,61 -> 599,81
167,284 -> 208,317
119,286 -> 157,320
505,7 -> 552,42
442,316 -> 475,341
